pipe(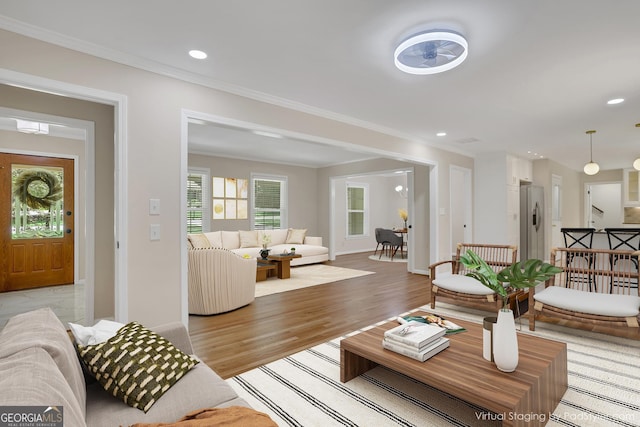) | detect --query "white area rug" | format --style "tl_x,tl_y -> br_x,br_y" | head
228,303 -> 640,427
255,264 -> 375,298
367,254 -> 408,263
